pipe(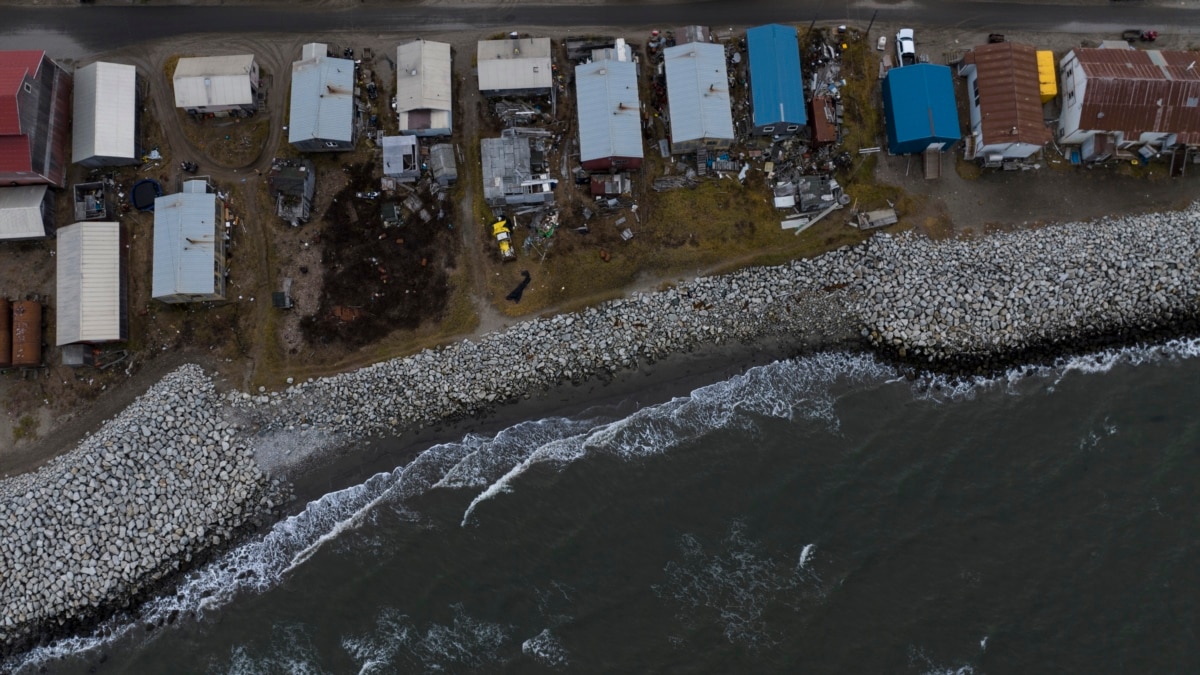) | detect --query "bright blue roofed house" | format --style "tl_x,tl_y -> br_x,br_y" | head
746,24 -> 807,136
882,63 -> 960,154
